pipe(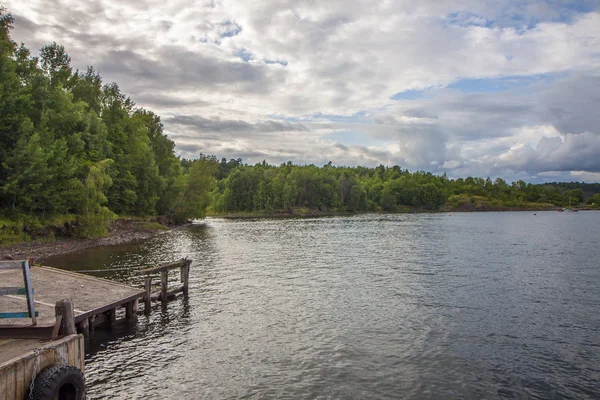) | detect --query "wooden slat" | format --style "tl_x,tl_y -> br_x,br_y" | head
0,321 -> 58,339
0,312 -> 39,319
73,291 -> 145,322
0,261 -> 26,270
0,287 -> 29,296
5,361 -> 15,399
139,259 -> 190,274
78,334 -> 85,372
15,356 -> 25,400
